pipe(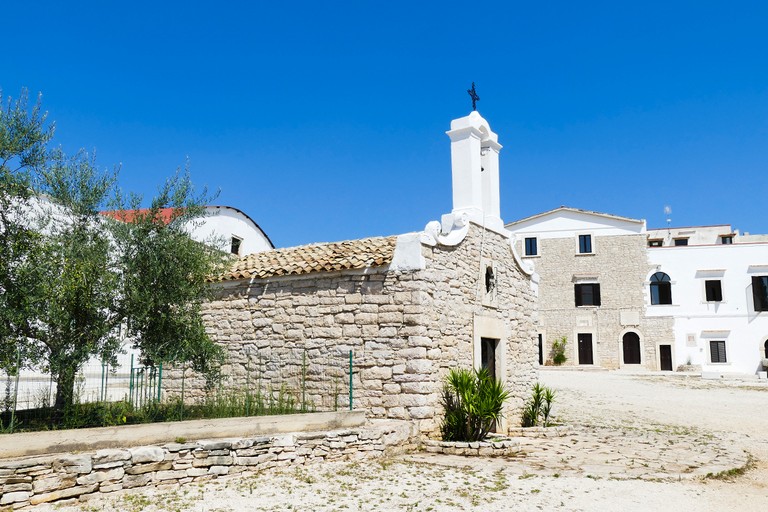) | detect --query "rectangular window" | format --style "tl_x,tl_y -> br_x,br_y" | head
578,234 -> 592,254
753,276 -> 768,311
720,236 -> 733,245
230,236 -> 242,255
648,239 -> 663,247
575,283 -> 601,306
709,340 -> 727,363
524,237 -> 538,256
674,238 -> 688,246
705,280 -> 723,302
